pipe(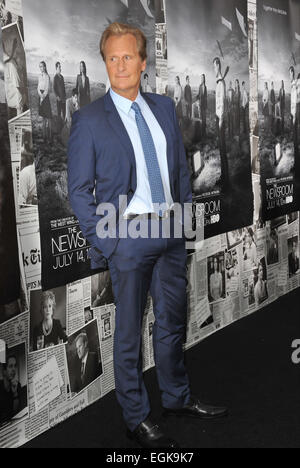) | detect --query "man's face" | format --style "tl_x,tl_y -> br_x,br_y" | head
290,69 -> 294,81
76,338 -> 88,360
6,357 -> 17,381
292,242 -> 297,254
201,75 -> 204,85
57,64 -> 61,74
72,94 -> 78,106
105,33 -> 146,99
